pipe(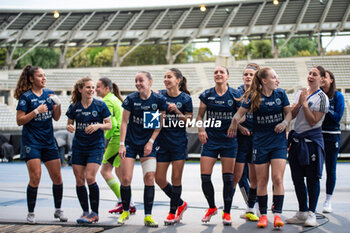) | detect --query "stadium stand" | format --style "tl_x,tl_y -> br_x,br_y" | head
306,56 -> 350,88
0,55 -> 350,131
204,60 -> 301,89
52,96 -> 71,129
0,104 -> 18,131
100,66 -> 203,93
343,93 -> 350,129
